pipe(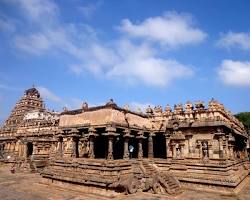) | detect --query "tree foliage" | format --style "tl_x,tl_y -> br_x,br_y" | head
235,112 -> 250,129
